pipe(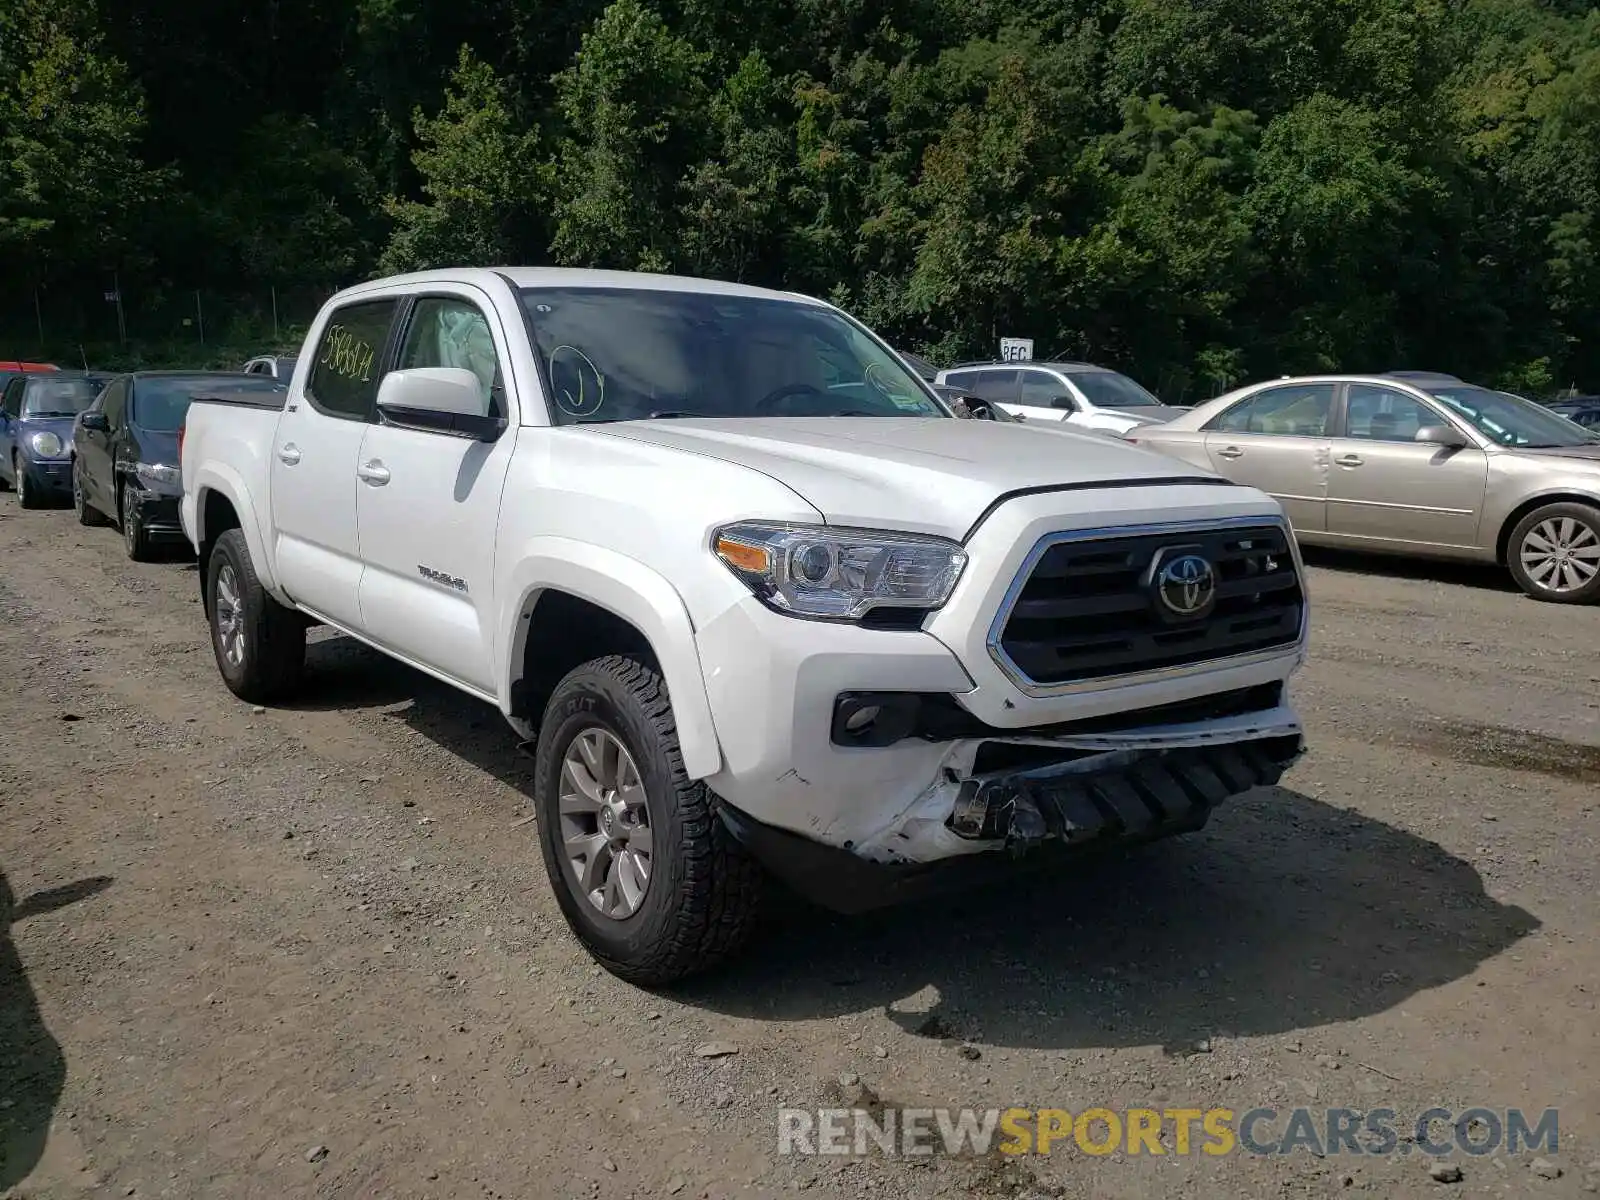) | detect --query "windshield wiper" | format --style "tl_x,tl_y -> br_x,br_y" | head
647,410 -> 702,419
